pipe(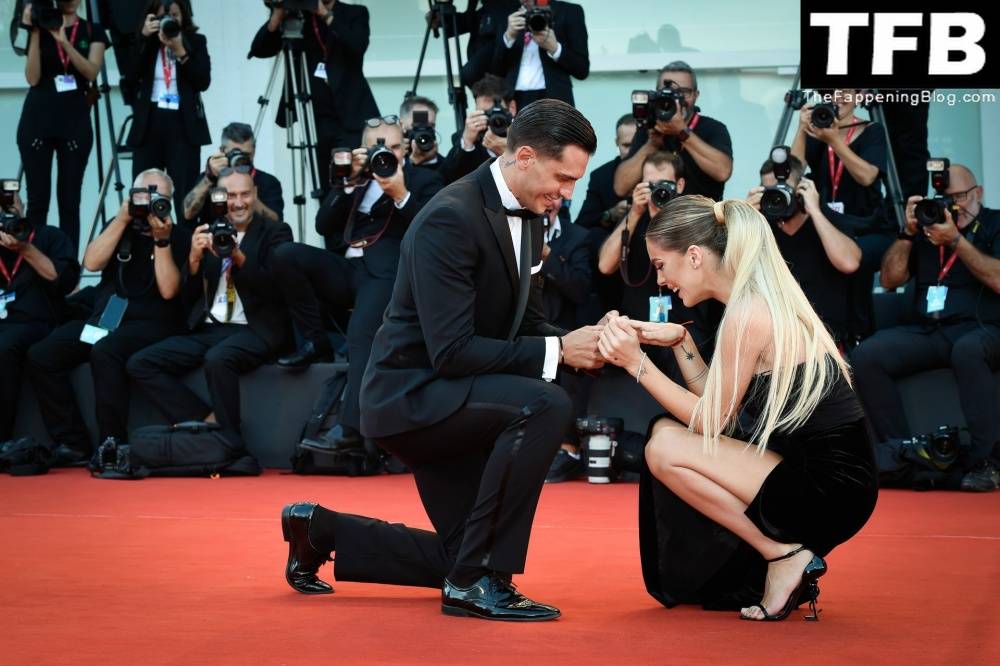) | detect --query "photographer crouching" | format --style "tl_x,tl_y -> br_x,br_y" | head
26,170 -> 190,466
851,162 -> 1000,492
441,74 -> 517,184
182,122 -> 284,226
0,182 -> 80,449
271,115 -> 444,452
127,169 -> 293,448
